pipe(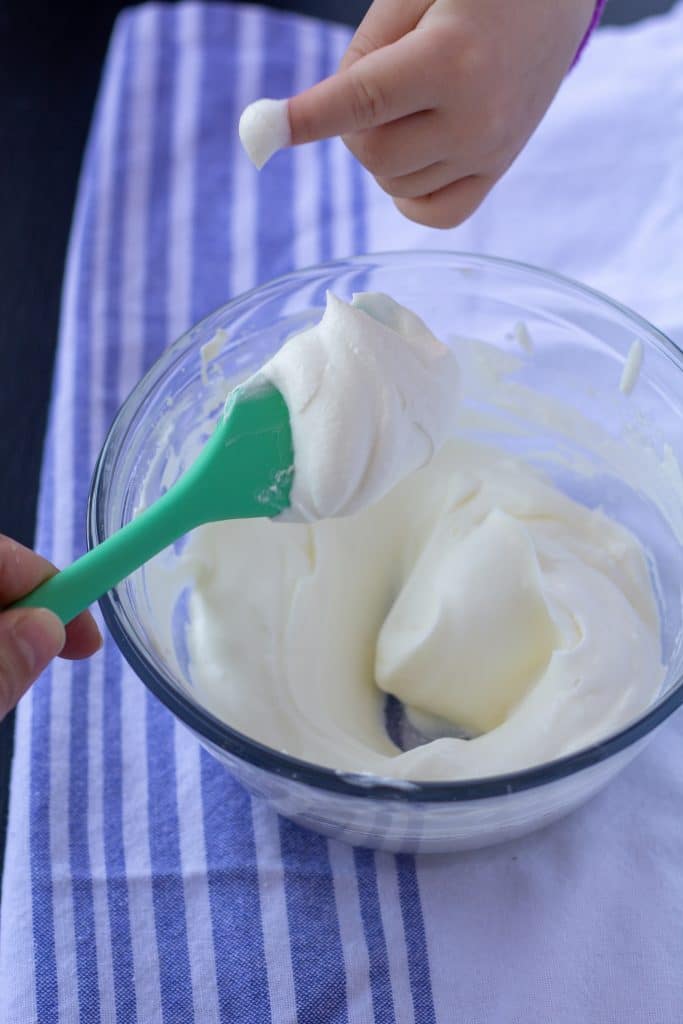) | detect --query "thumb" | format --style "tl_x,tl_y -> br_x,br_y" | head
0,608 -> 65,719
339,0 -> 431,71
